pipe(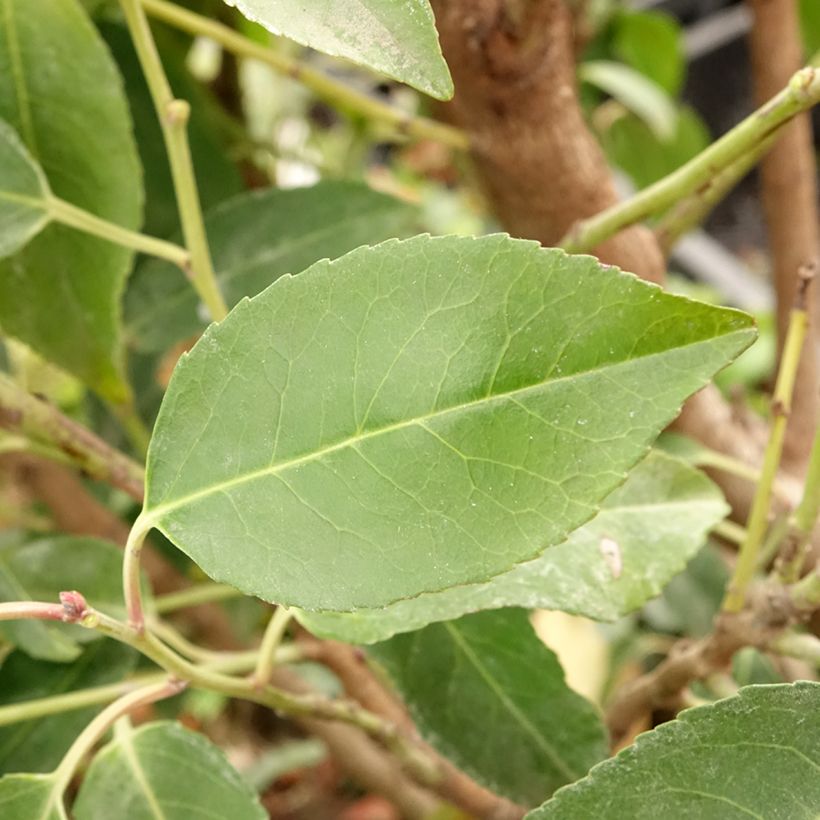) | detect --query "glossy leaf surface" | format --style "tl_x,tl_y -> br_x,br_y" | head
144,235 -> 754,611
0,642 -> 136,774
223,0 -> 452,99
371,608 -> 607,804
526,682 -> 820,819
0,118 -> 50,258
74,721 -> 267,820
0,0 -> 142,401
126,182 -> 417,353
298,451 -> 728,642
